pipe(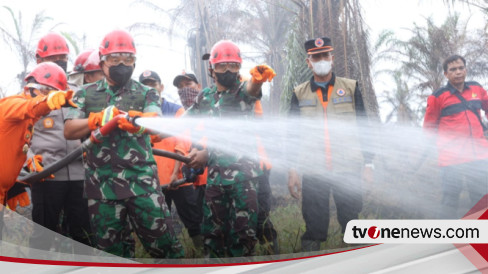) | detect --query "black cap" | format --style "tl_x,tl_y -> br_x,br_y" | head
139,70 -> 161,83
173,73 -> 199,87
304,37 -> 334,55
